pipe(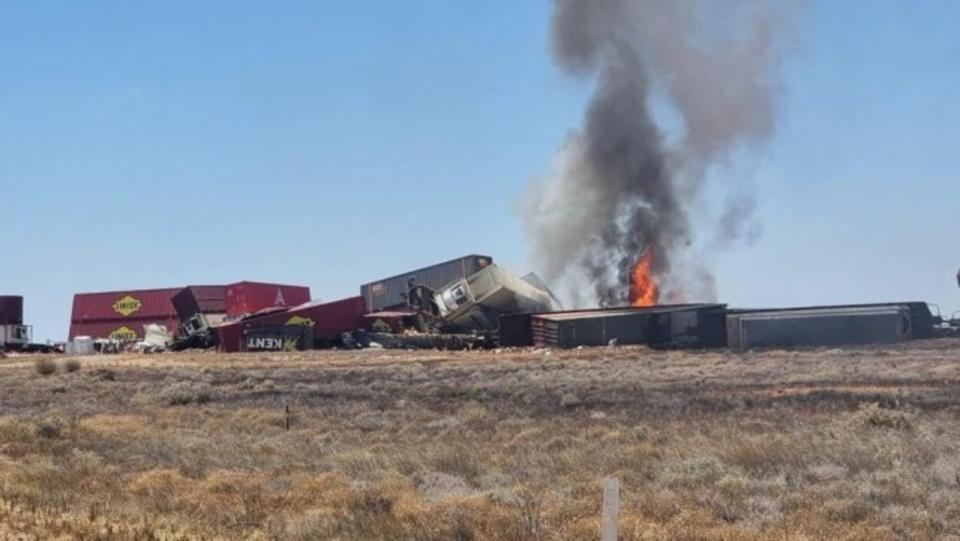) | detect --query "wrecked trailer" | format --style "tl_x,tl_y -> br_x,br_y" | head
432,264 -> 561,332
